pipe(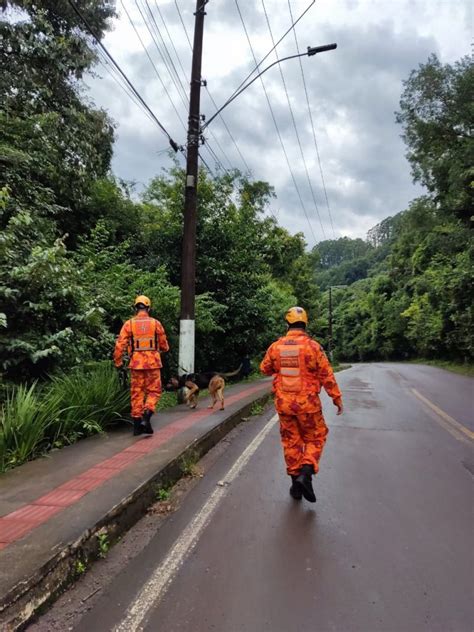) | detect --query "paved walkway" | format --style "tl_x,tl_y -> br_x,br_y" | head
0,379 -> 271,628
